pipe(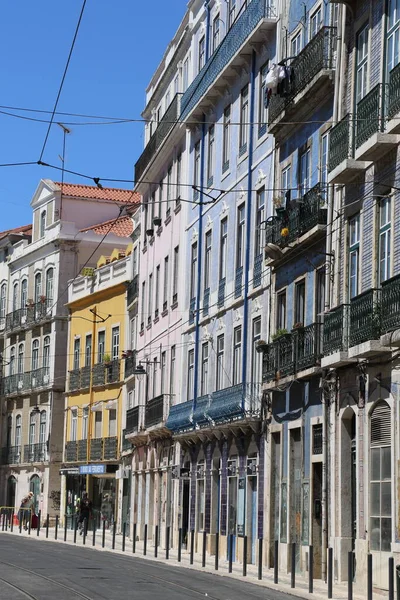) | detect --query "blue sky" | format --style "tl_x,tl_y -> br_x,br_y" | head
0,0 -> 187,230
